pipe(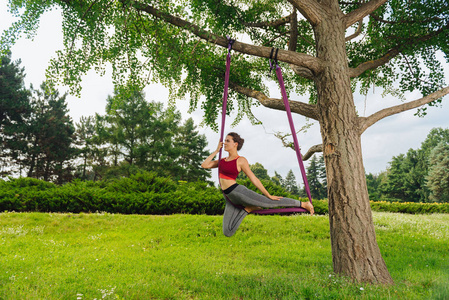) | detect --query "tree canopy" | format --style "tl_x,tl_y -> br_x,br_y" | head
2,0 -> 448,127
